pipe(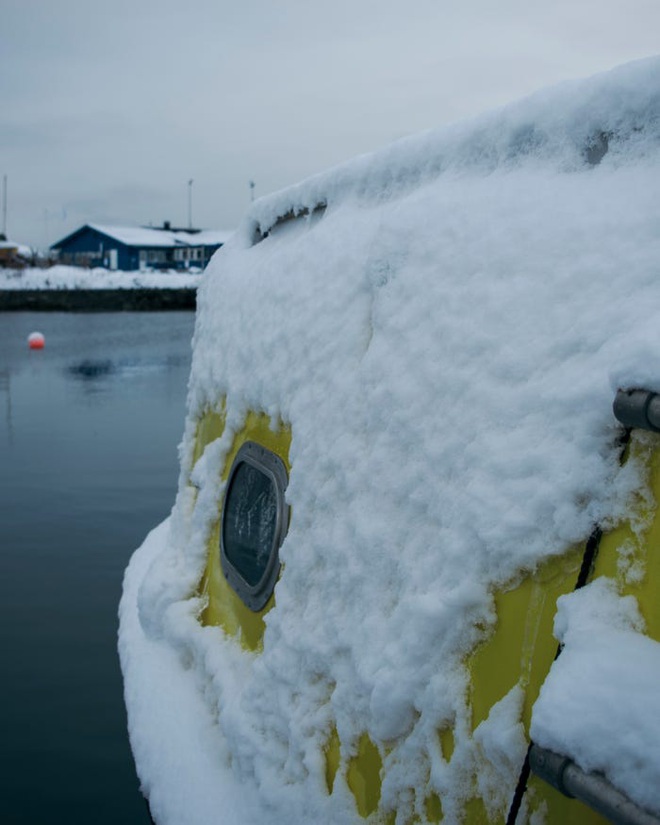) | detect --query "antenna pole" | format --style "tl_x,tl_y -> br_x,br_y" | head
188,179 -> 193,230
2,175 -> 7,237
